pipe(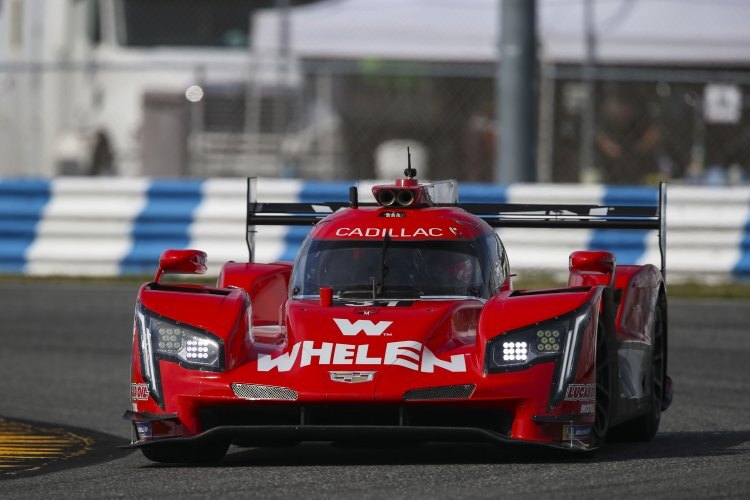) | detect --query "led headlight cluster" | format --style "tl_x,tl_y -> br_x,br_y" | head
185,339 -> 212,360
536,329 -> 561,353
144,315 -> 222,370
502,341 -> 528,361
486,305 -> 591,374
135,303 -> 225,407
156,328 -> 182,352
